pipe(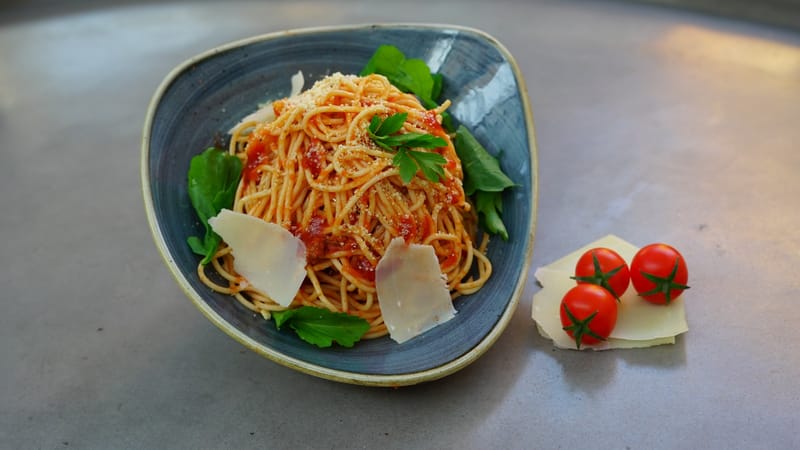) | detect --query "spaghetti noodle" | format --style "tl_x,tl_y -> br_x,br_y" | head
198,73 -> 492,339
